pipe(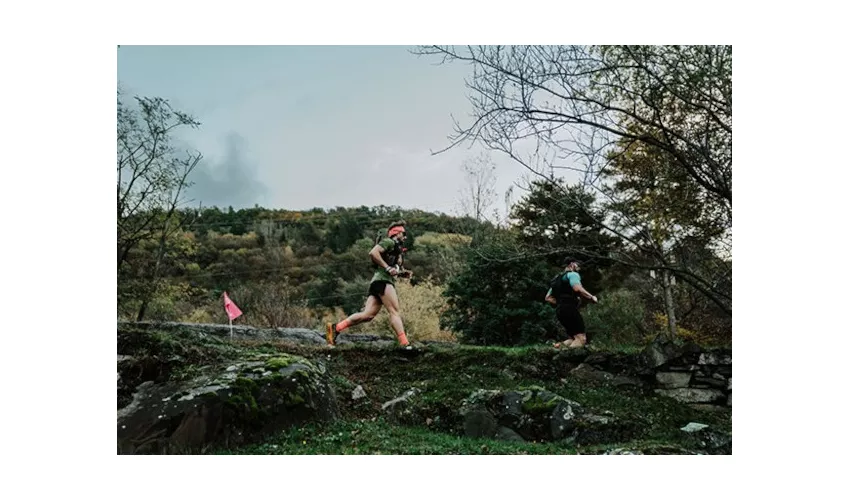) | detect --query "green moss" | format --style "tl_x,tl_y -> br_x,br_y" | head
522,395 -> 560,415
285,393 -> 306,407
232,376 -> 257,390
265,355 -> 297,371
227,377 -> 260,415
